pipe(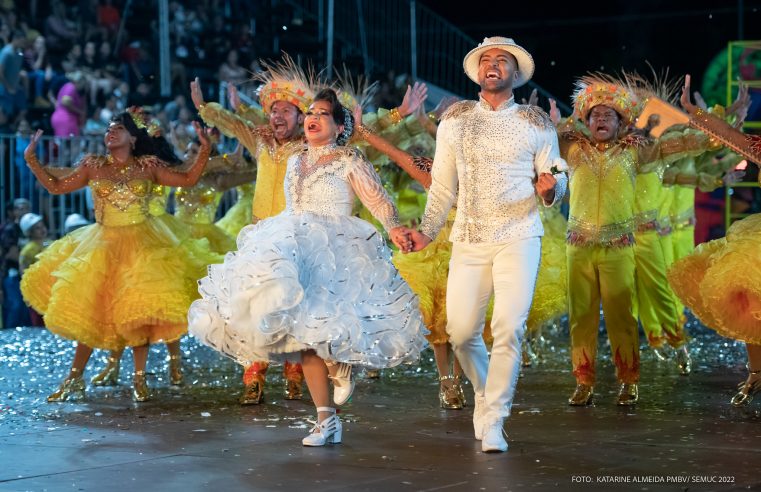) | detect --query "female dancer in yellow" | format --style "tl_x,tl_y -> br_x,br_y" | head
668,83 -> 761,406
174,139 -> 257,254
88,138 -> 251,389
21,109 -> 211,402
